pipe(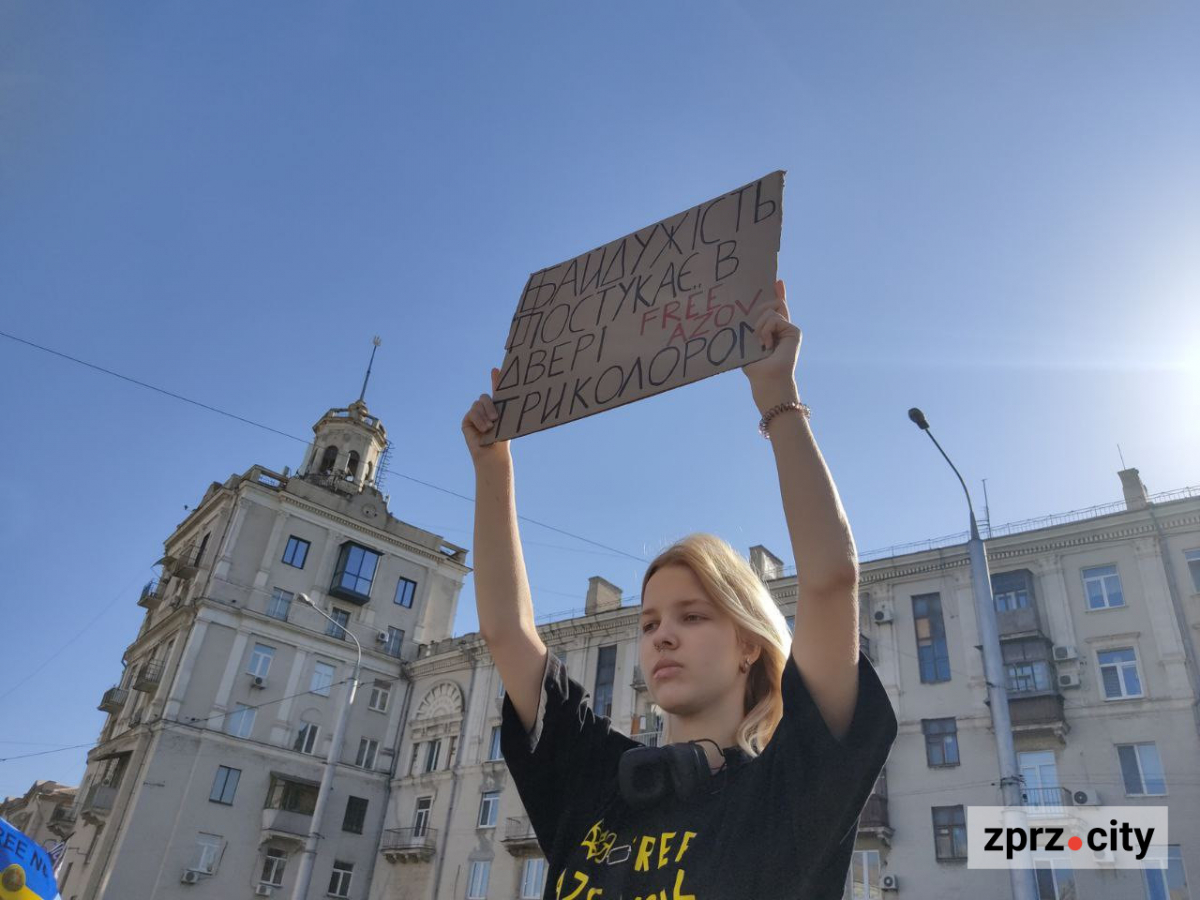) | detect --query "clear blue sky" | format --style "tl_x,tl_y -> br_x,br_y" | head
1,2 -> 1196,797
